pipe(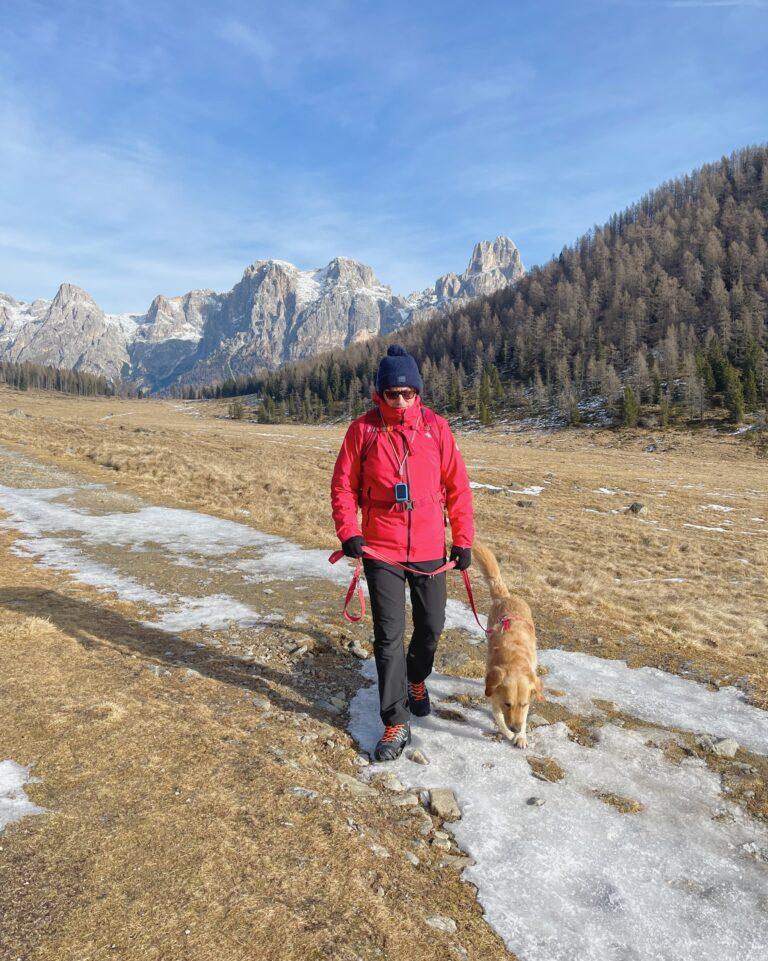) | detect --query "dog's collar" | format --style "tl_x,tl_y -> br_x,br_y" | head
490,615 -> 534,634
